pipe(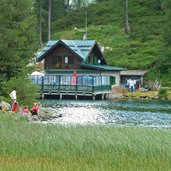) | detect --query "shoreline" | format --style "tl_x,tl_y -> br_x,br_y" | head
109,86 -> 171,101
